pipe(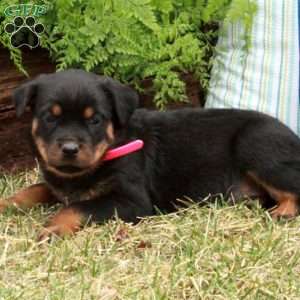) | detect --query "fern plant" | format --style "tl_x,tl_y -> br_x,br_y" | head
0,0 -> 257,108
